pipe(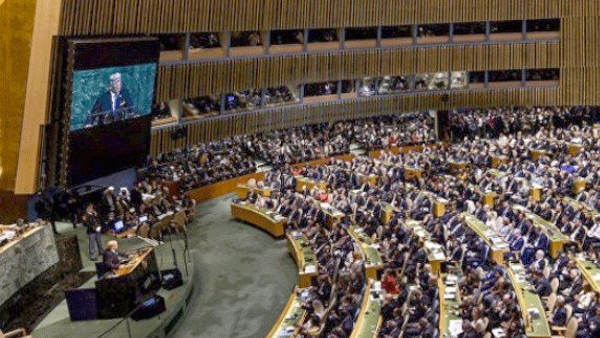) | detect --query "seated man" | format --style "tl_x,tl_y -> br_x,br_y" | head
102,240 -> 130,272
